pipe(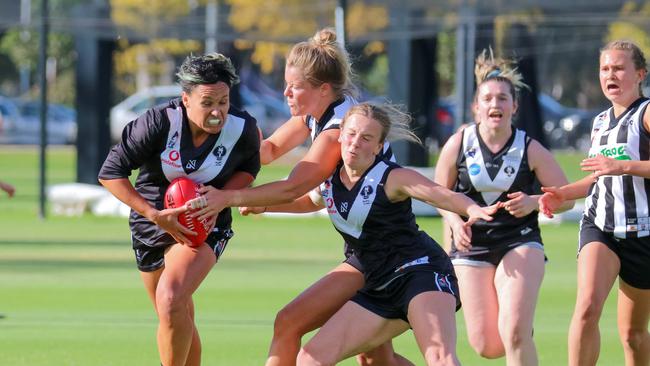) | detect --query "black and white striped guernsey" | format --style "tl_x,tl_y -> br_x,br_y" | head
320,159 -> 437,288
455,124 -> 540,245
306,96 -> 394,161
584,97 -> 650,238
